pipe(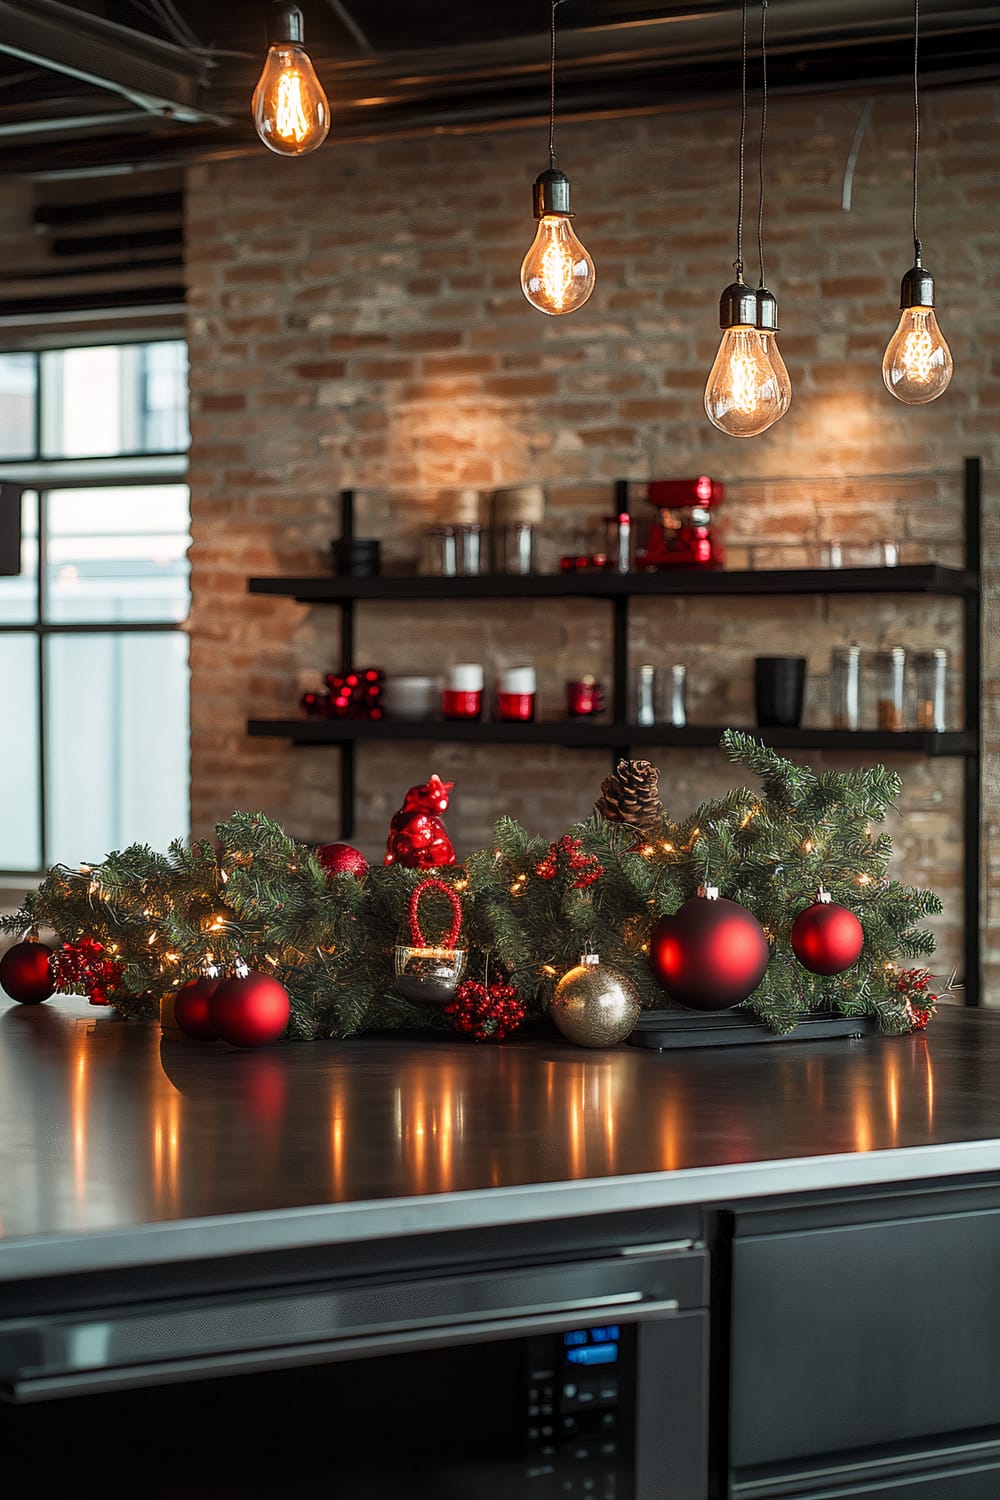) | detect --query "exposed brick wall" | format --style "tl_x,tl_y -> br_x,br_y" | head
185,85 -> 1000,997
